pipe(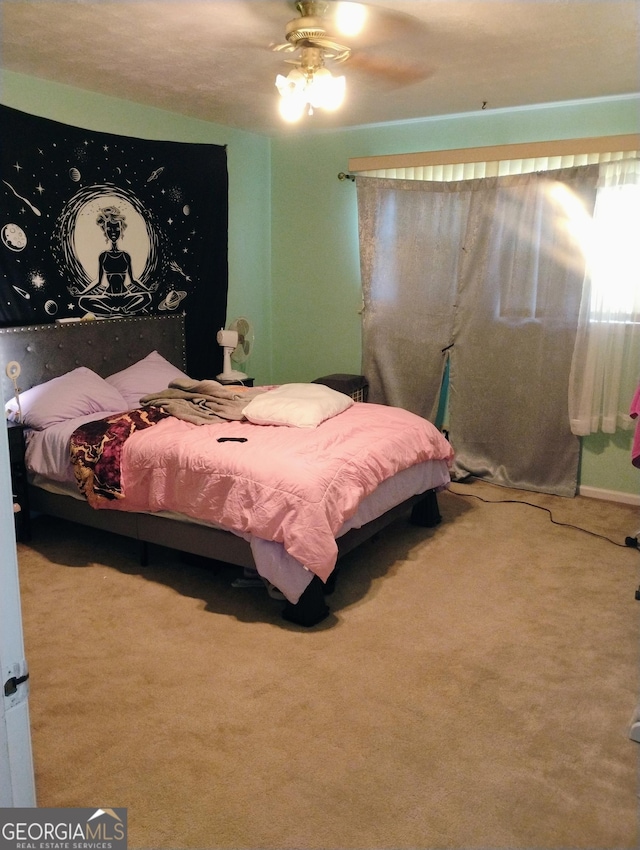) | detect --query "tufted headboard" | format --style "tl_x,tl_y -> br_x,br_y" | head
0,314 -> 186,403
